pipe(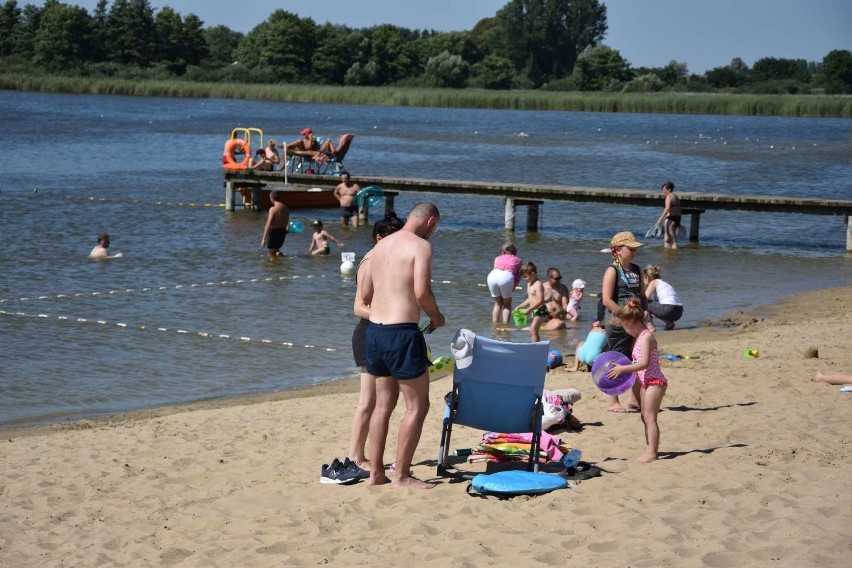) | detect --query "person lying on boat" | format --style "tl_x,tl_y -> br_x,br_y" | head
248,139 -> 280,171
282,128 -> 334,160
